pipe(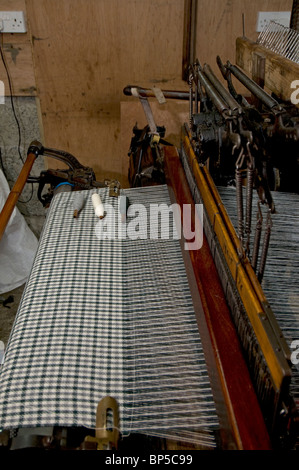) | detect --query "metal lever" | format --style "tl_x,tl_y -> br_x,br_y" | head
129,87 -> 161,147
